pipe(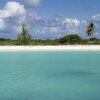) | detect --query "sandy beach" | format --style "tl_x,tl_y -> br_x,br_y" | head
0,45 -> 100,51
